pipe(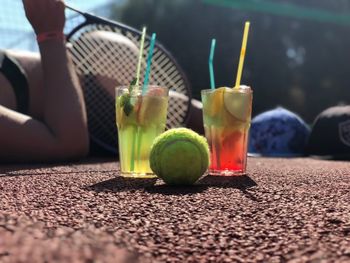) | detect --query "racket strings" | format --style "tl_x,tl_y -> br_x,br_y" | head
71,25 -> 135,148
68,23 -> 190,152
82,75 -> 116,148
